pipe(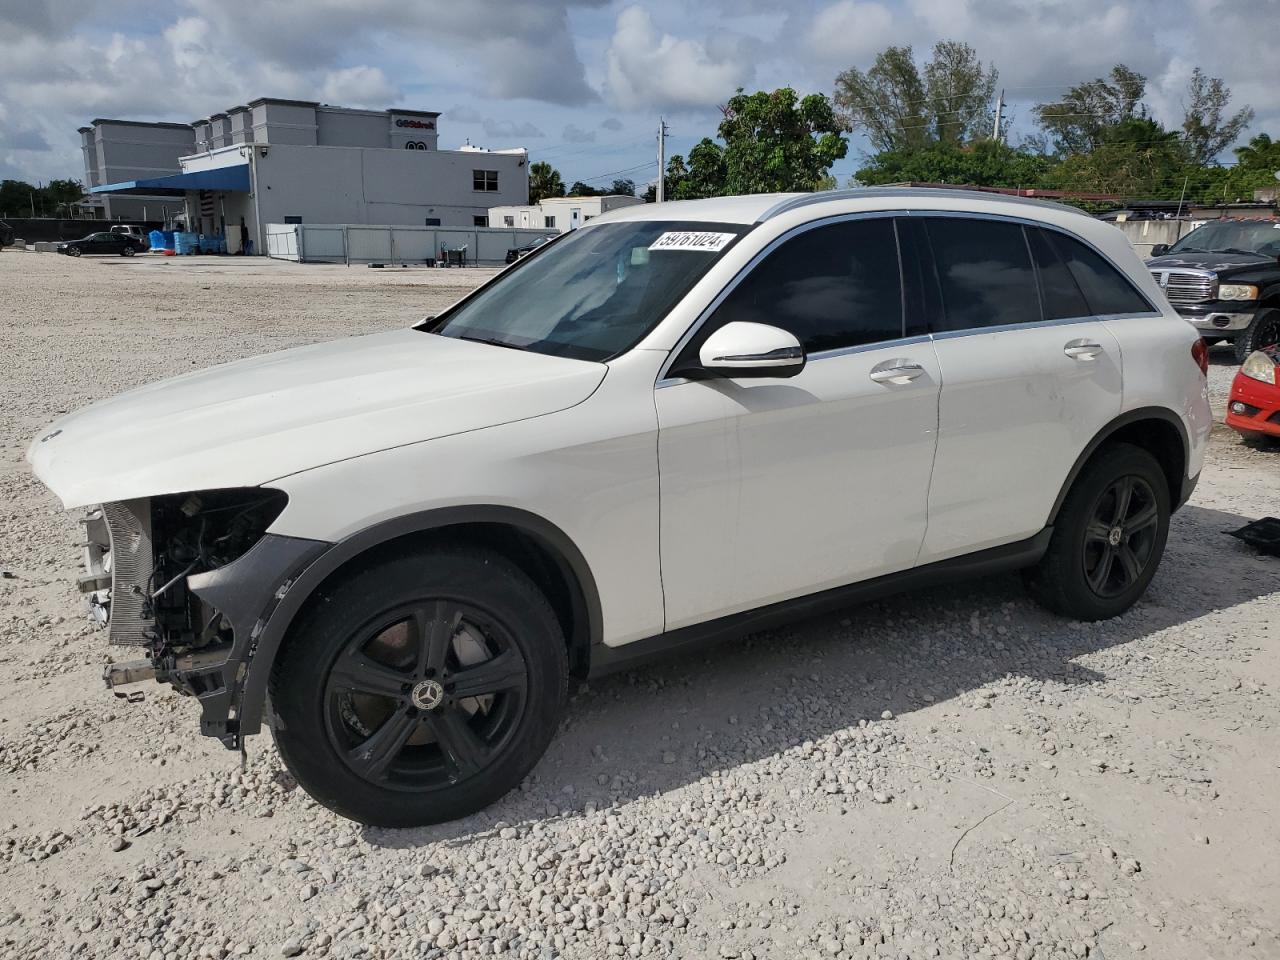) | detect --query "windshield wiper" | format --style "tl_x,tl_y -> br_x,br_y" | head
1220,247 -> 1262,256
457,334 -> 526,351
